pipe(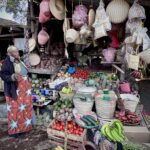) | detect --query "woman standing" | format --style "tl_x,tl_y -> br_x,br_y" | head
0,46 -> 32,137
